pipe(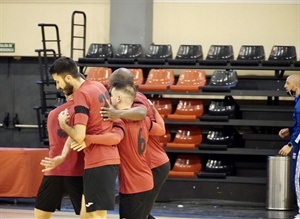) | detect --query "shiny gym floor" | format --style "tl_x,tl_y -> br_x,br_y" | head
0,198 -> 298,219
